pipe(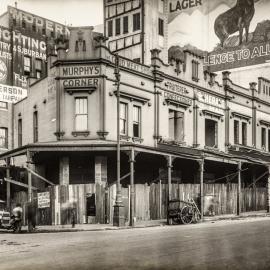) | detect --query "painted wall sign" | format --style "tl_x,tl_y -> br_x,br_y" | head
63,78 -> 99,88
164,91 -> 192,106
164,81 -> 189,96
0,84 -> 27,103
204,43 -> 270,71
197,91 -> 224,108
61,65 -> 100,77
8,6 -> 70,37
105,52 -> 151,75
168,0 -> 269,71
169,0 -> 203,16
37,192 -> 50,208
